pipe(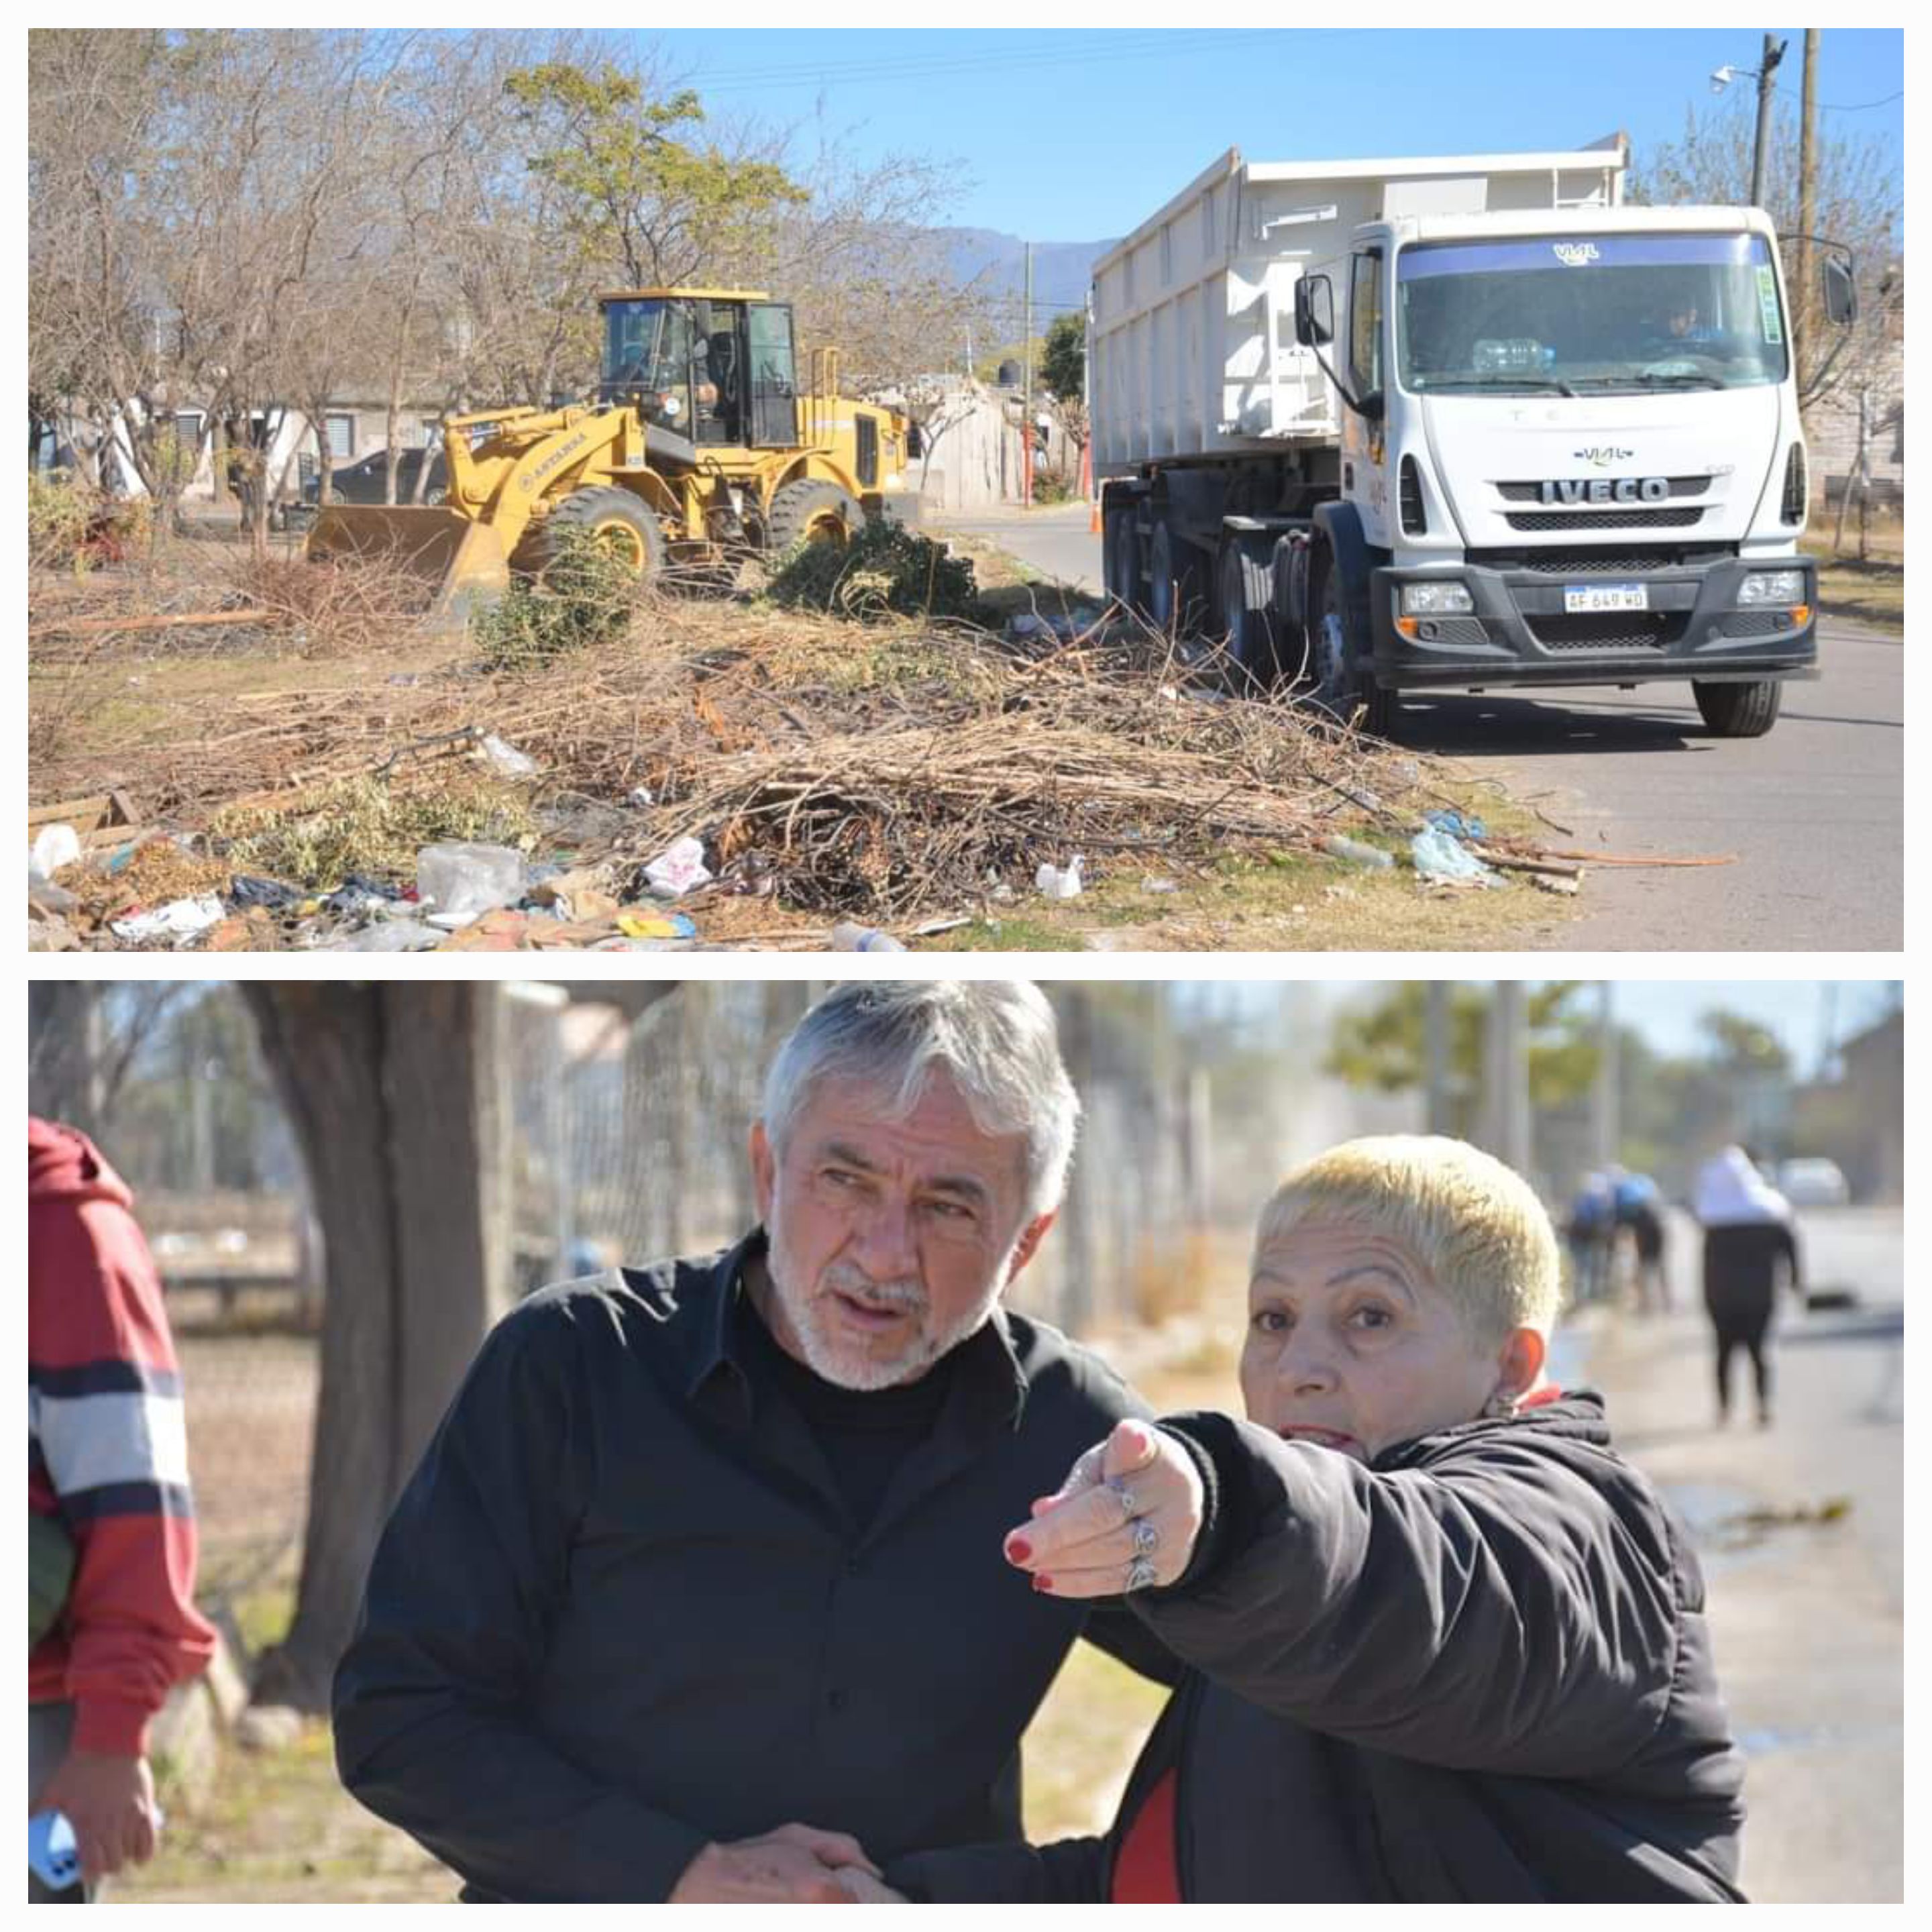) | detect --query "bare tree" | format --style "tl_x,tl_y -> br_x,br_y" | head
237,980 -> 679,1713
